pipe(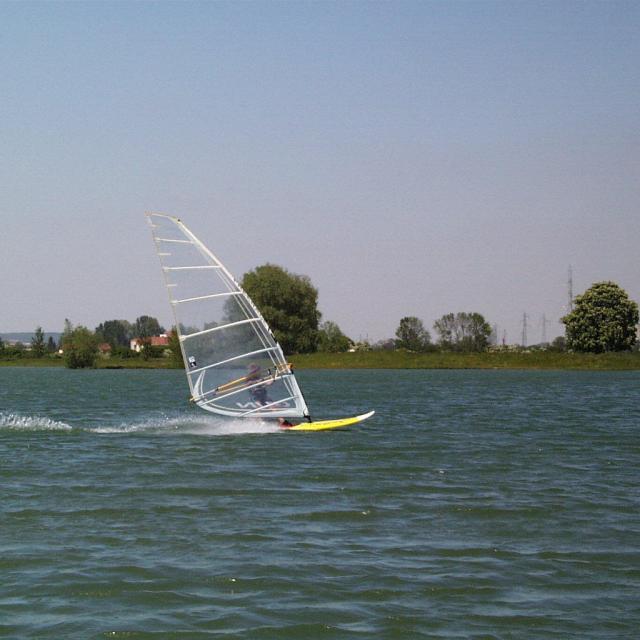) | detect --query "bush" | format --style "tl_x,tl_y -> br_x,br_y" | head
63,327 -> 98,369
112,347 -> 140,359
